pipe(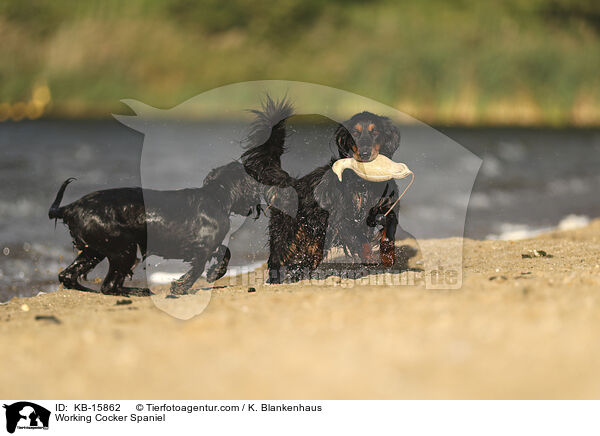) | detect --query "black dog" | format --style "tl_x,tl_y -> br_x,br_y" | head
49,162 -> 263,296
242,97 -> 401,283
